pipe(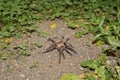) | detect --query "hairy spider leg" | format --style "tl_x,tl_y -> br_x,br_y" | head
61,35 -> 64,39
65,43 -> 77,54
43,43 -> 56,53
65,38 -> 70,43
65,49 -> 72,56
65,43 -> 73,47
61,36 -> 69,43
58,47 -> 65,59
67,47 -> 77,54
58,52 -> 62,63
58,47 -> 65,63
48,38 -> 56,43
